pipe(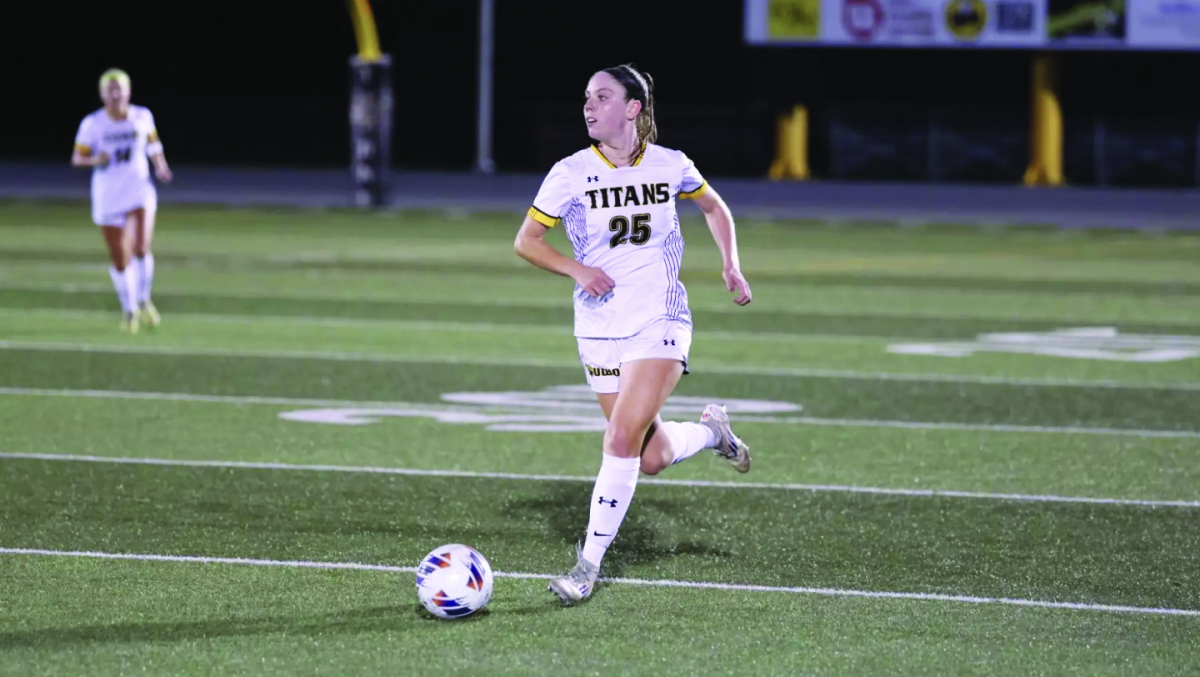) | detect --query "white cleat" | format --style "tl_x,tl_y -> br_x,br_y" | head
139,300 -> 161,328
547,545 -> 600,606
119,311 -> 140,335
700,404 -> 751,473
